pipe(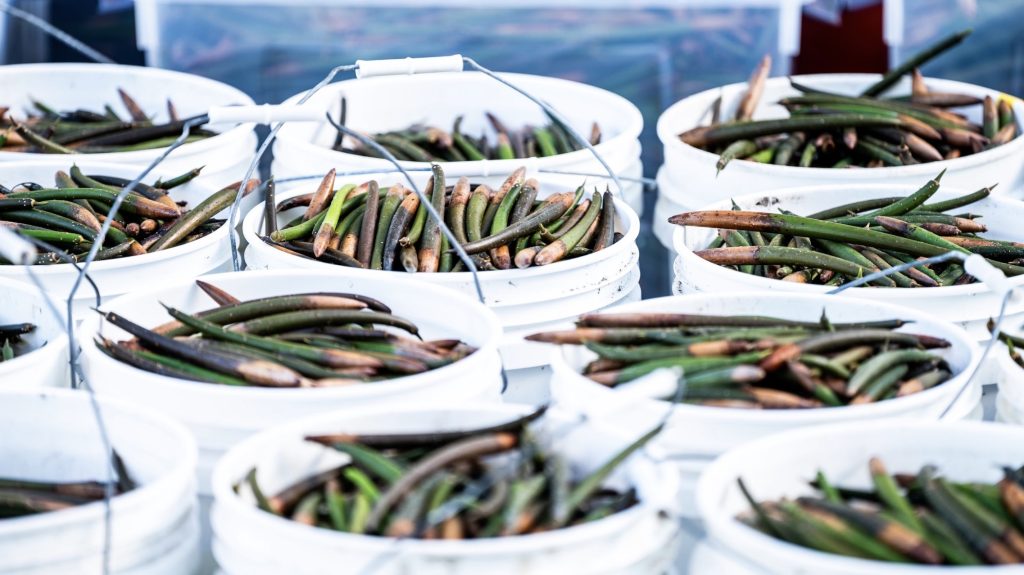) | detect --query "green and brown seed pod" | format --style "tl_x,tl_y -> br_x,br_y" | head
670,174 -> 1018,287
1,89 -> 216,154
739,457 -> 1024,565
241,407 -> 659,539
263,165 -> 622,273
679,30 -> 1017,171
527,311 -> 952,408
95,280 -> 477,387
